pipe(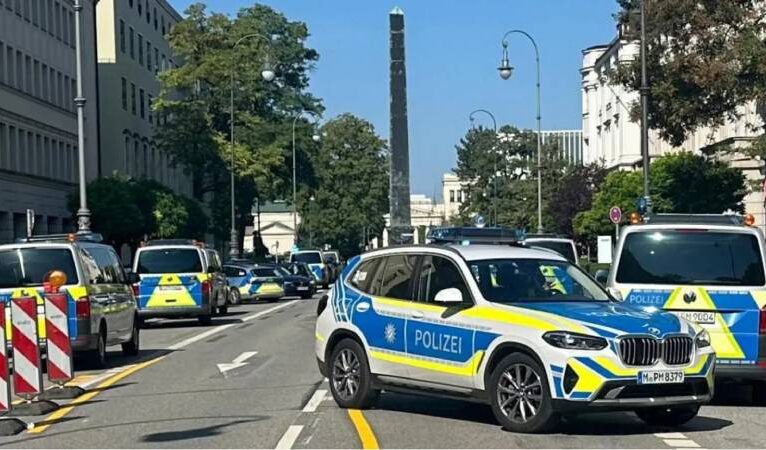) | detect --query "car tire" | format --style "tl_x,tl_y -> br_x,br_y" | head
121,318 -> 140,357
635,405 -> 700,426
219,305 -> 228,315
85,326 -> 107,370
328,338 -> 379,409
229,289 -> 241,306
488,353 -> 558,433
